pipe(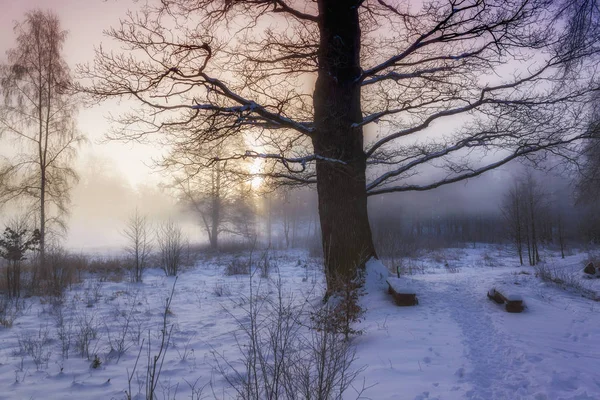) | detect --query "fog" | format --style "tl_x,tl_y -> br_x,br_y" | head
42,150 -> 574,253
0,0 -> 590,254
